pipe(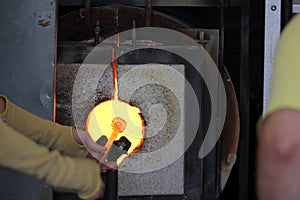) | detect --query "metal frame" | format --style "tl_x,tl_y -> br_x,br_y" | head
58,0 -> 240,7
263,0 -> 281,111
